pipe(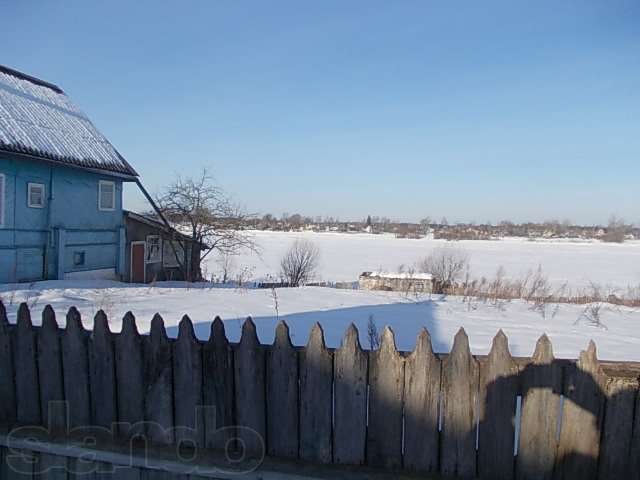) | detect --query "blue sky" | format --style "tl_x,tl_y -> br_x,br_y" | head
2,0 -> 639,224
